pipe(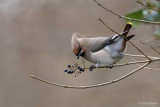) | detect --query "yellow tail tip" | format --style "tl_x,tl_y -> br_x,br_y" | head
127,22 -> 133,25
